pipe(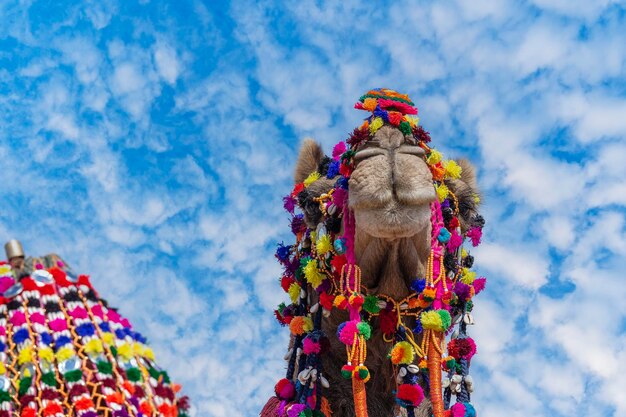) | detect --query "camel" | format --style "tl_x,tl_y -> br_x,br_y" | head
263,89 -> 484,417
